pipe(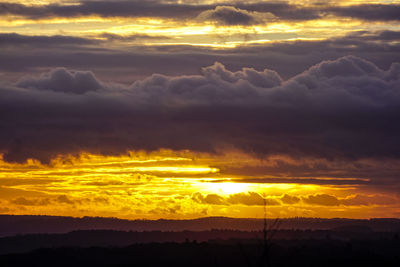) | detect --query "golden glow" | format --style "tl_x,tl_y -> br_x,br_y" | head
197,181 -> 252,195
2,12 -> 400,47
2,0 -> 400,219
1,151 -> 399,219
